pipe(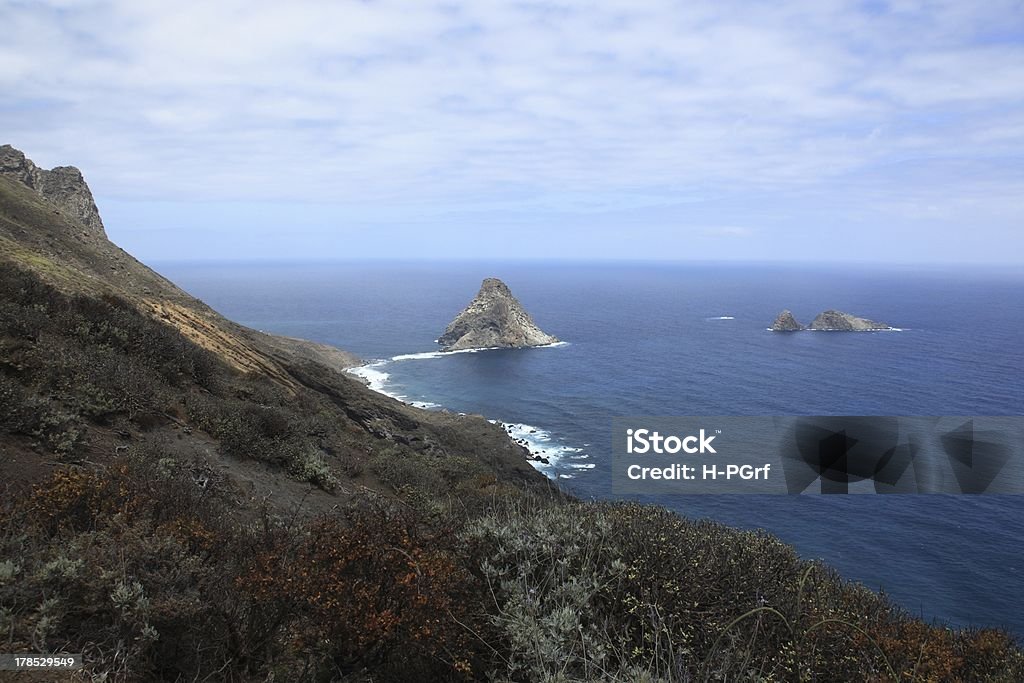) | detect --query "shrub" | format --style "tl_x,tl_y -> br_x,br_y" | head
0,262 -> 223,431
289,448 -> 339,491
462,500 -> 630,682
240,504 -> 481,679
458,499 -> 1024,682
2,461 -> 1022,682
